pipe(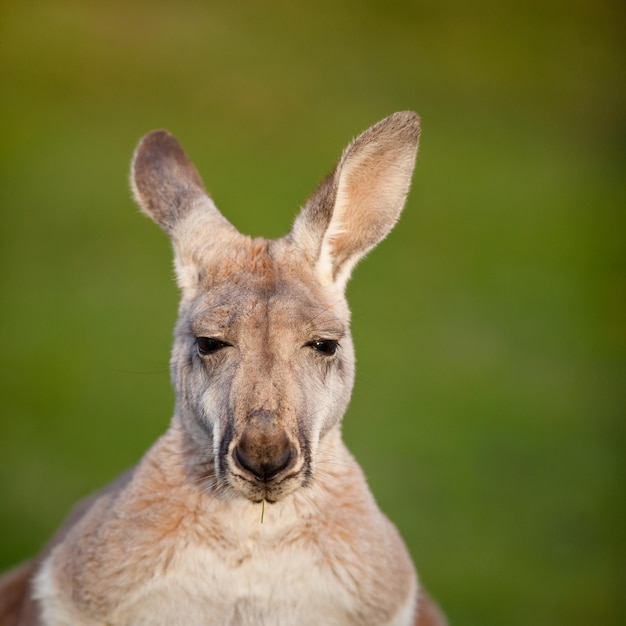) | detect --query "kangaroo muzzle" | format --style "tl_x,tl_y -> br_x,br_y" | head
231,410 -> 298,484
